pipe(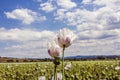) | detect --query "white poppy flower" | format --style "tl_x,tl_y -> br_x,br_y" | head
57,28 -> 77,48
